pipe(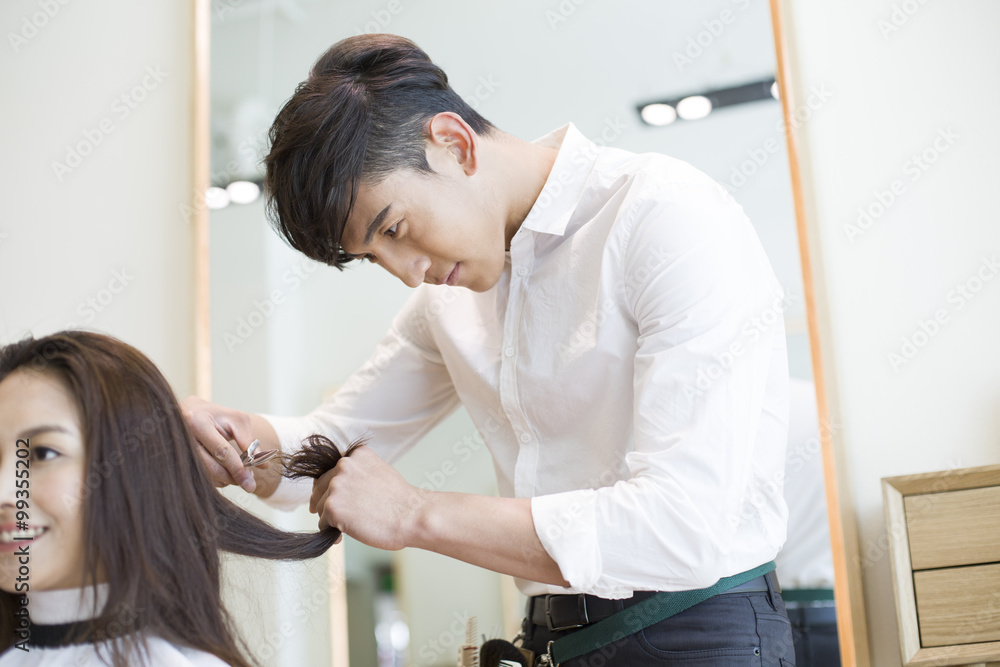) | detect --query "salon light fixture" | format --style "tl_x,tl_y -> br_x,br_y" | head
205,180 -> 265,210
676,95 -> 713,120
640,103 -> 678,126
226,180 -> 261,205
637,77 -> 778,127
205,186 -> 230,210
